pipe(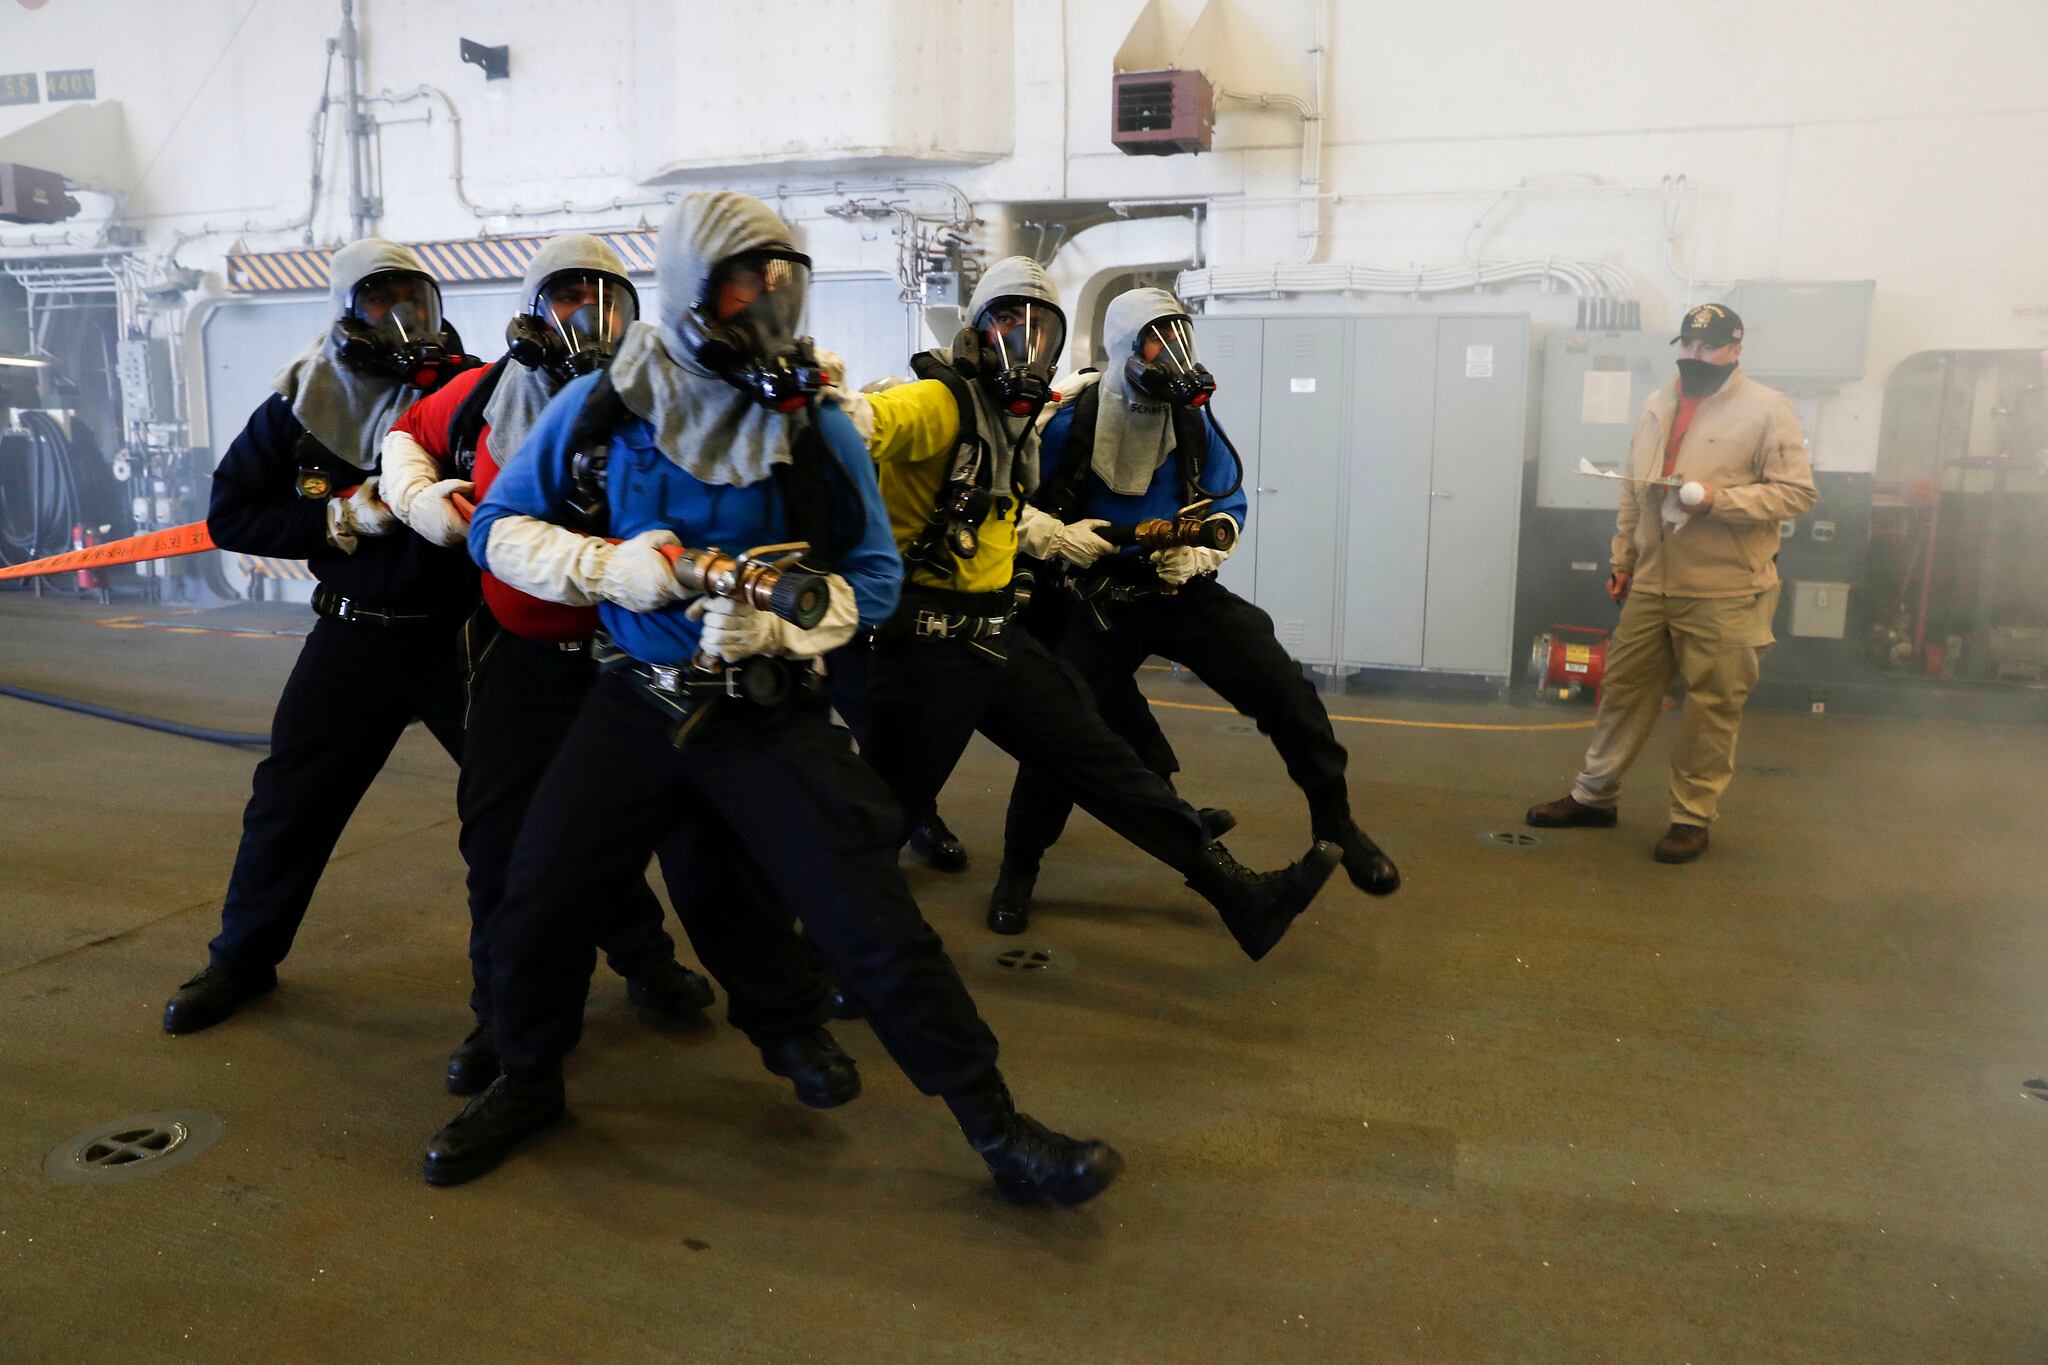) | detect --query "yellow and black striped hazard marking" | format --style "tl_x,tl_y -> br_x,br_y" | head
238,555 -> 314,582
228,230 -> 659,294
